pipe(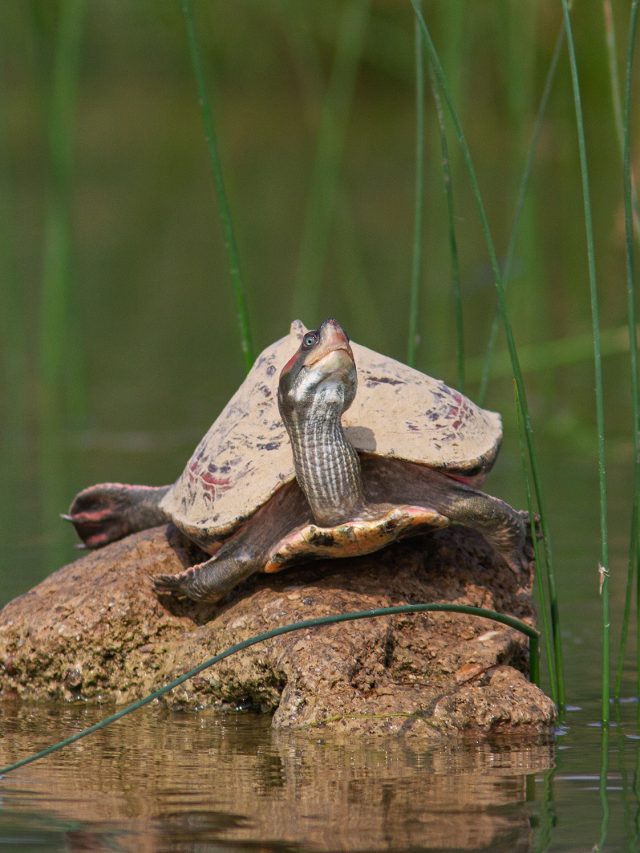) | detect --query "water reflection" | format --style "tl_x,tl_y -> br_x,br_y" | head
0,703 -> 553,851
